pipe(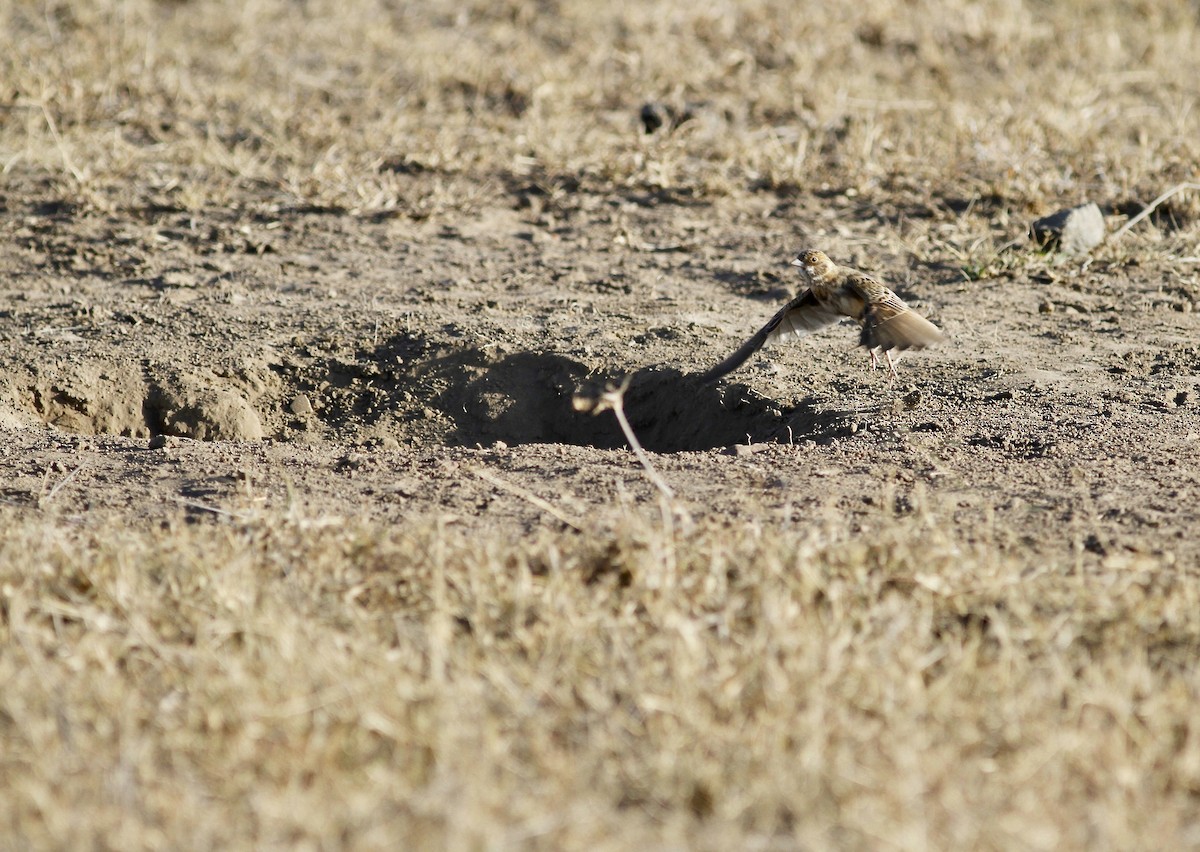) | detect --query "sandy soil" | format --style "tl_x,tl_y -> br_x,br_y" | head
1,168 -> 1197,572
